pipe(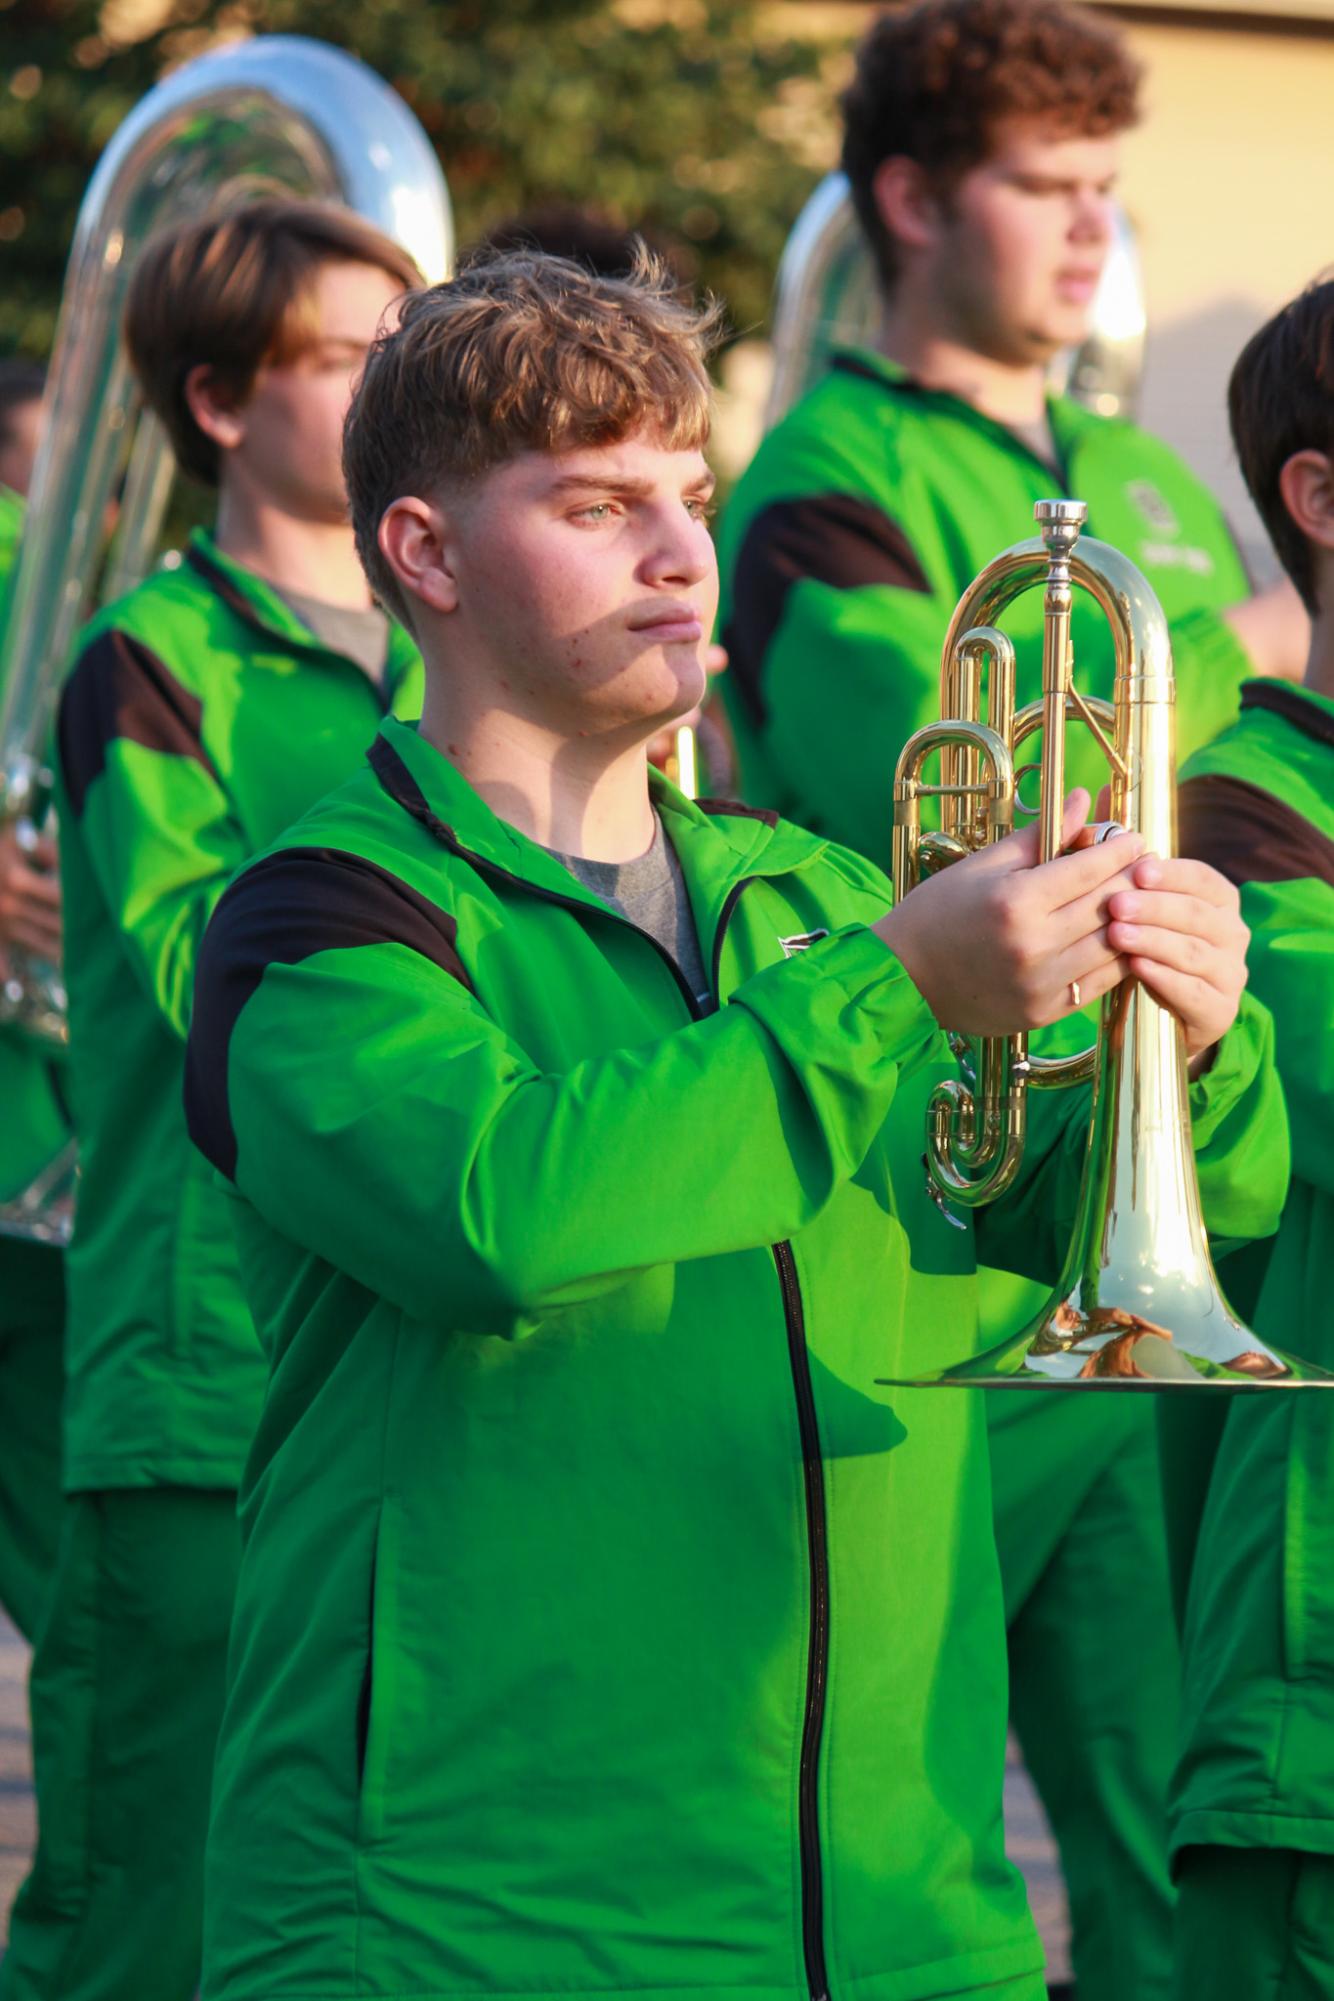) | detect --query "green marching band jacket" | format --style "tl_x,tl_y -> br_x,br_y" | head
185,714 -> 1284,2001
0,481 -> 71,1323
1173,682 -> 1334,1862
716,347 -> 1256,869
52,529 -> 421,1493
